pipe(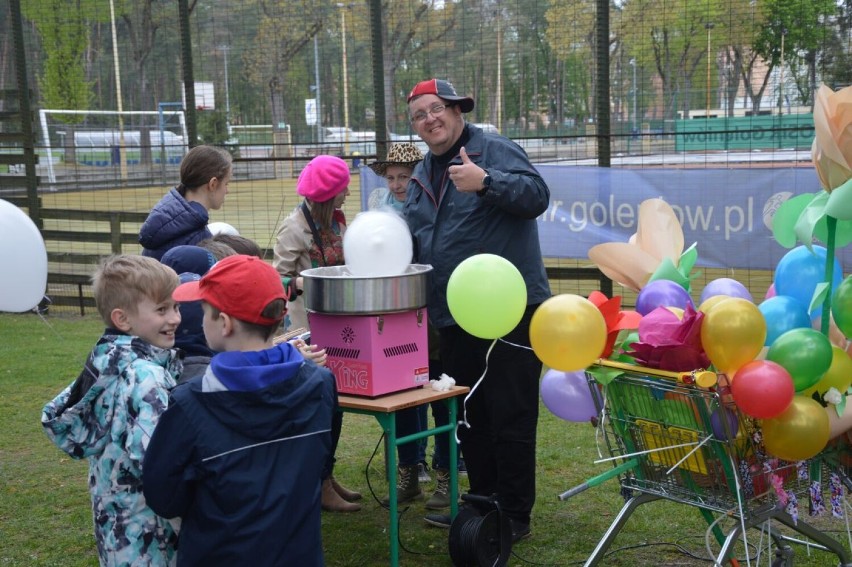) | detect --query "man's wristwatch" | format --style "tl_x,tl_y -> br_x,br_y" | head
477,171 -> 492,197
